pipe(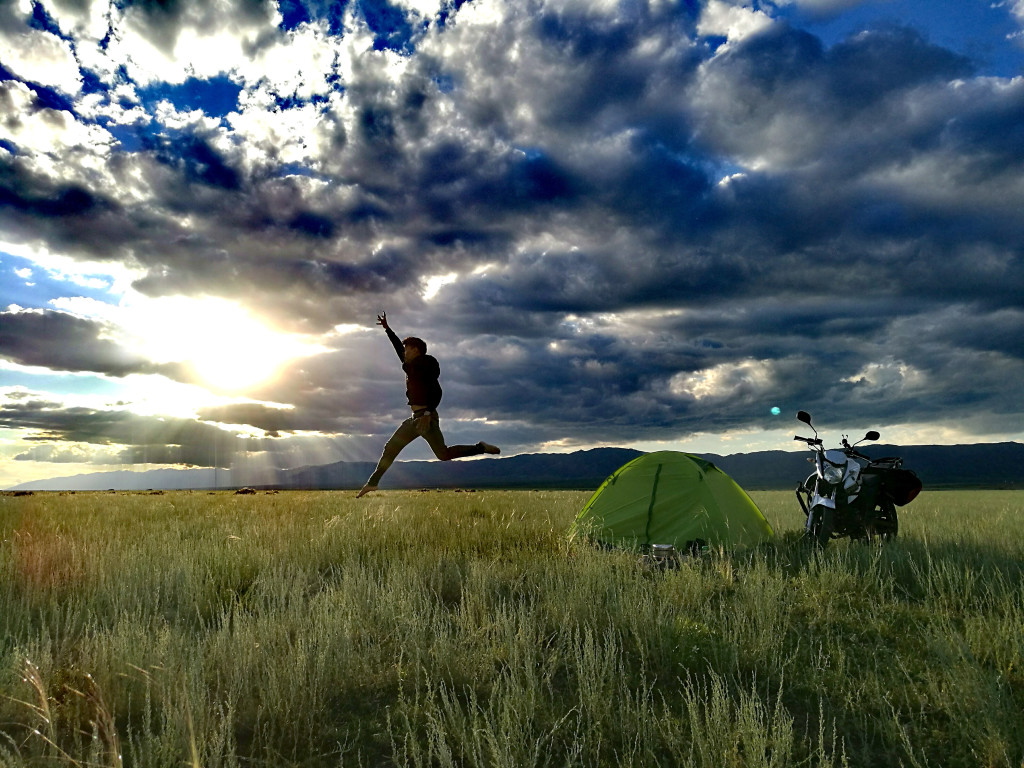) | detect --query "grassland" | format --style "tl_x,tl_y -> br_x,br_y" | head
1,488 -> 1022,767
